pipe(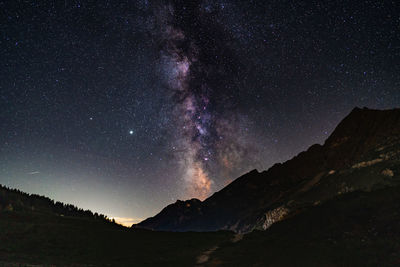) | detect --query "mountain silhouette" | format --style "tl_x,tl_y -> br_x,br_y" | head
136,107 -> 400,232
